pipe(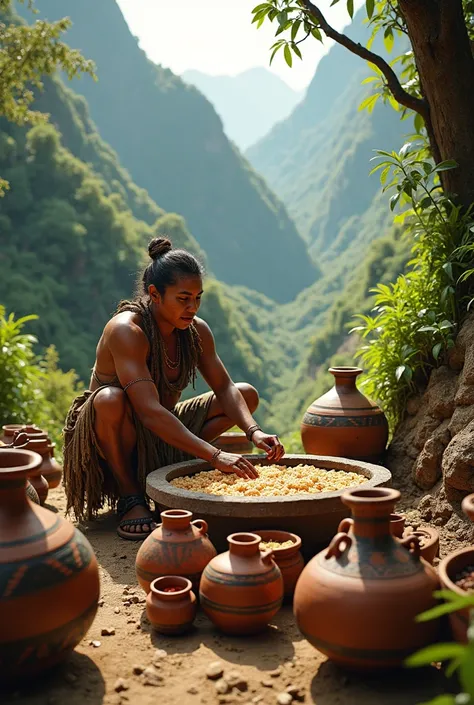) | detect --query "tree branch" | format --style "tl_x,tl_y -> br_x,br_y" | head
300,0 -> 429,121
